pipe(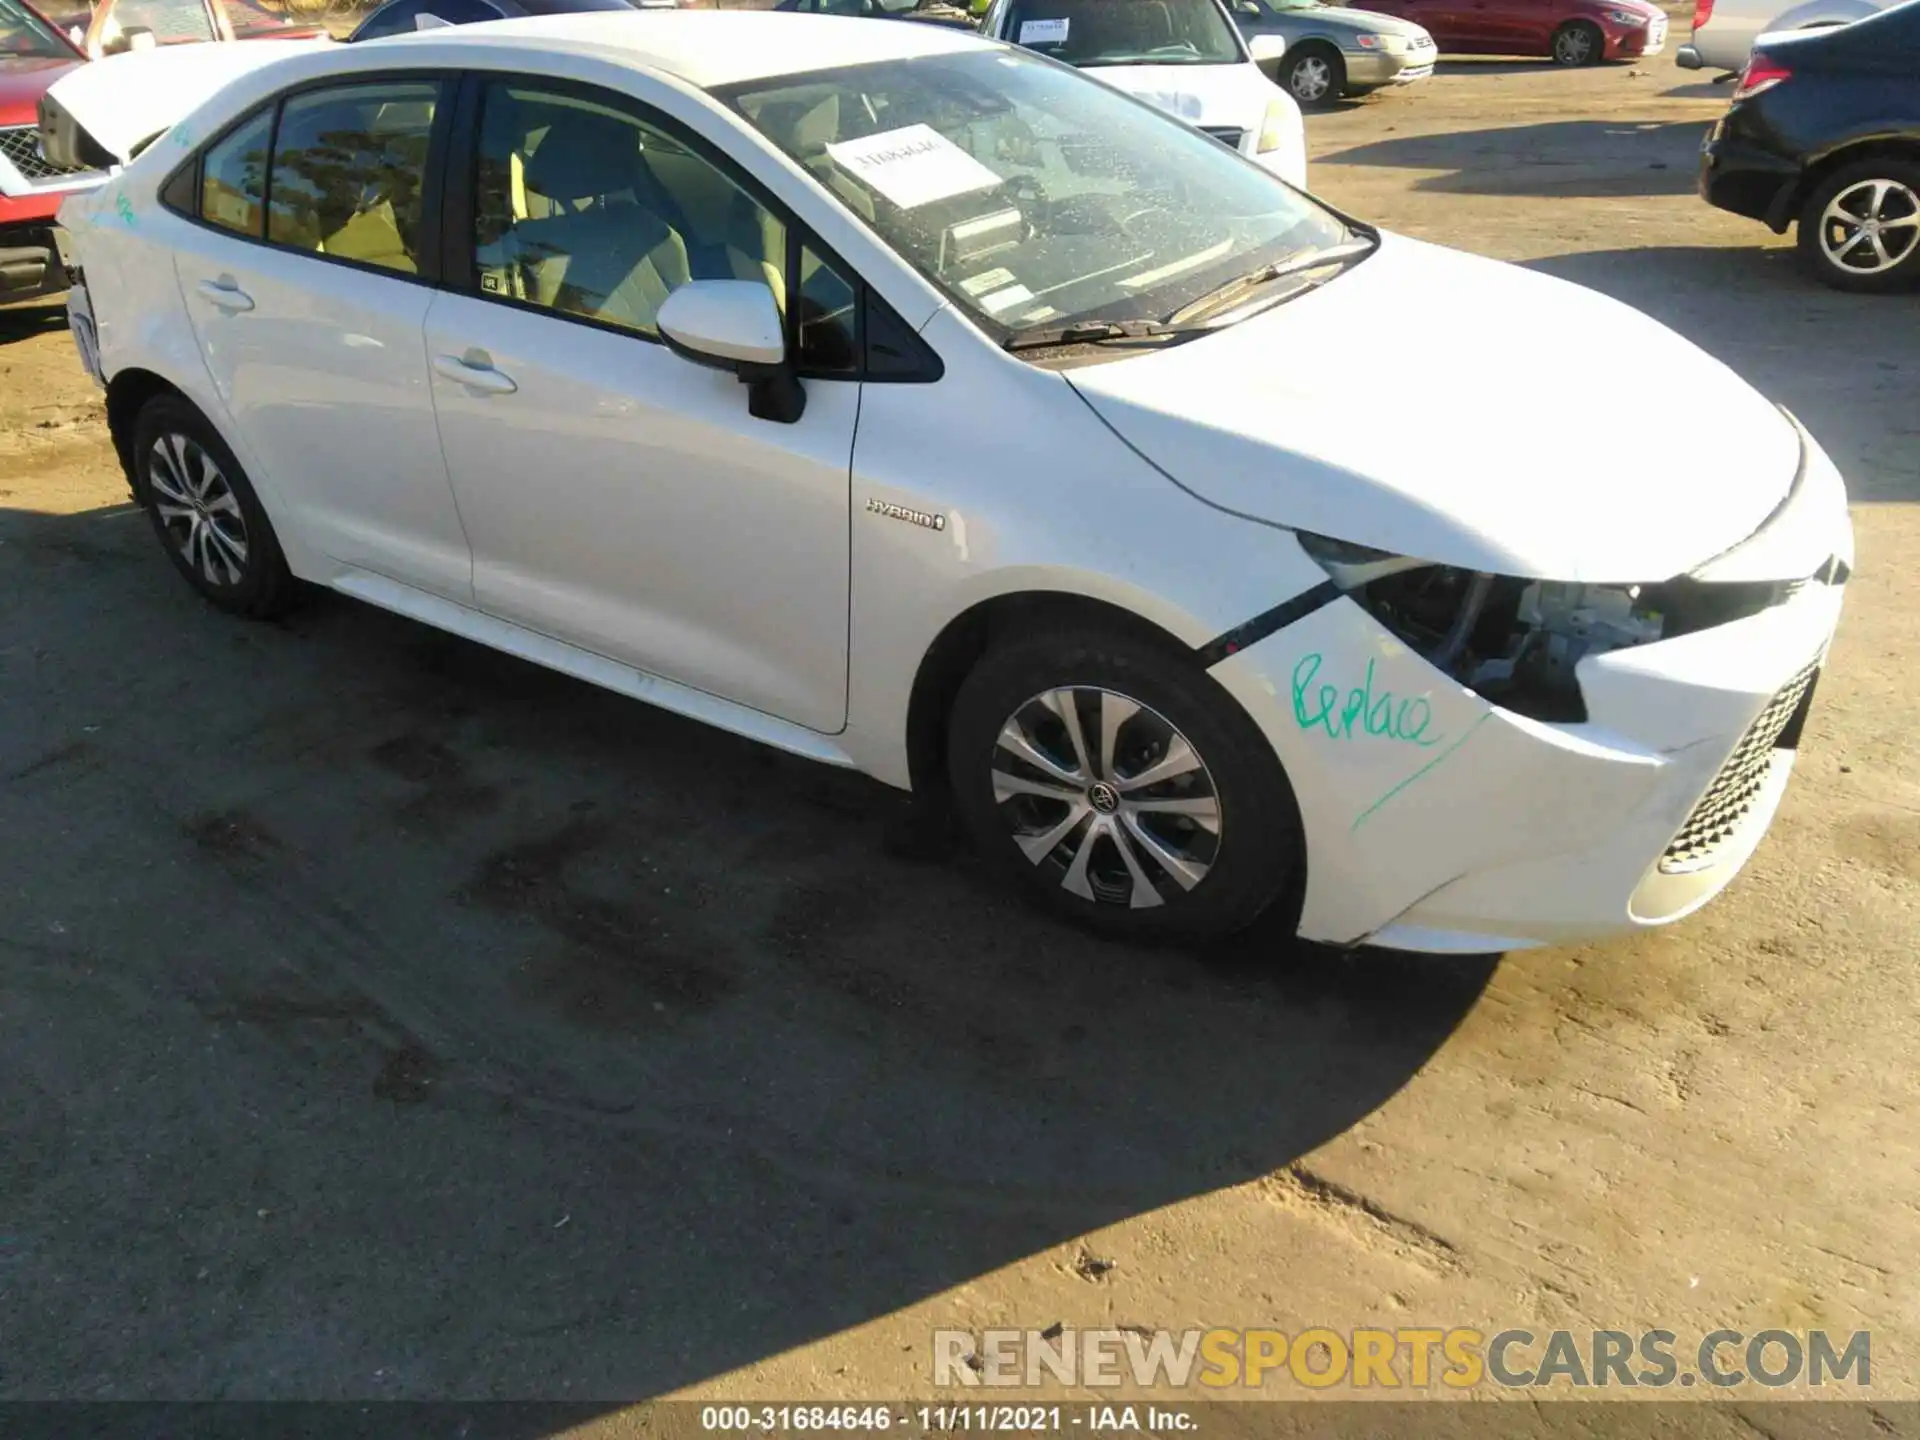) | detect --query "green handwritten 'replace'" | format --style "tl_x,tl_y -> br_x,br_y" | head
1290,652 -> 1442,748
